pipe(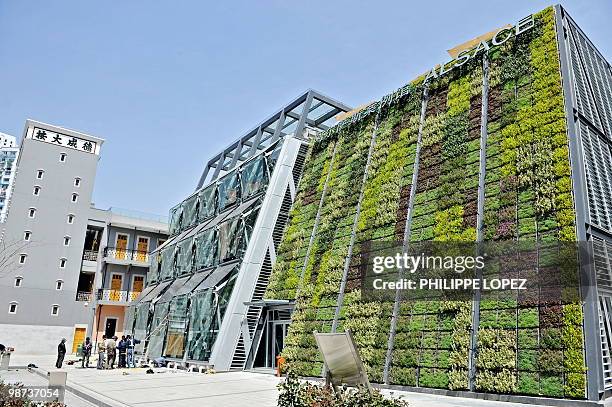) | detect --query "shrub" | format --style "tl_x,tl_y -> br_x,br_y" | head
277,374 -> 409,407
